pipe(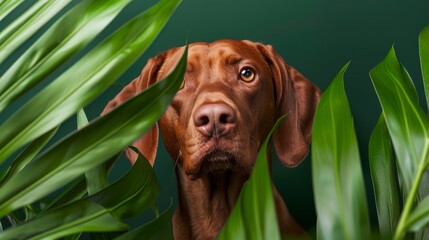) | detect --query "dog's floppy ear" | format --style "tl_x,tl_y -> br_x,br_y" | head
101,53 -> 167,166
257,44 -> 320,167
